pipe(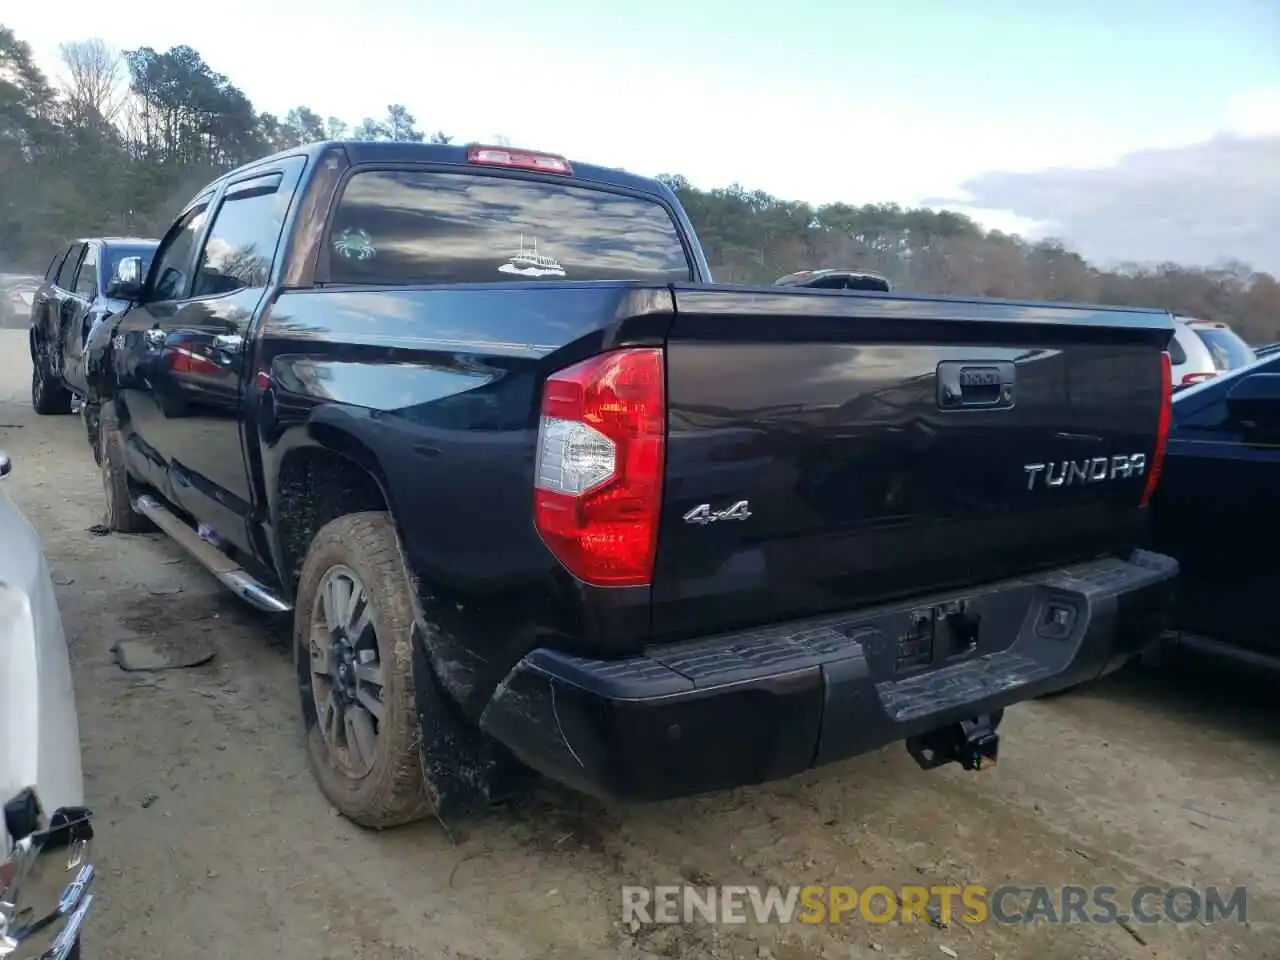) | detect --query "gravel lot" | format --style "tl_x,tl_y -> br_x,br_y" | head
0,328 -> 1276,960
